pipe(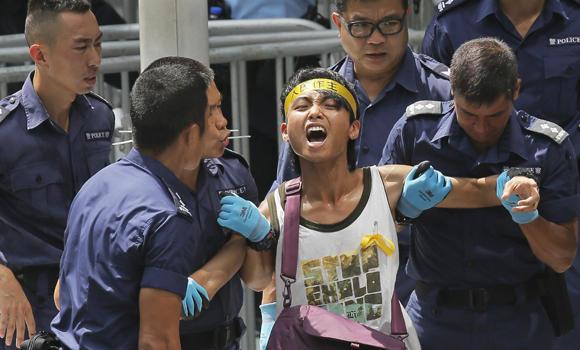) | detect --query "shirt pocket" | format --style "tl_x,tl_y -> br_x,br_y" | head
10,162 -> 65,218
542,56 -> 580,123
